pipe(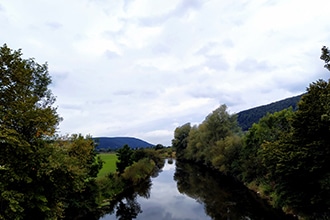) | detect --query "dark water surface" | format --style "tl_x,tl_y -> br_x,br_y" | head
100,160 -> 296,220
